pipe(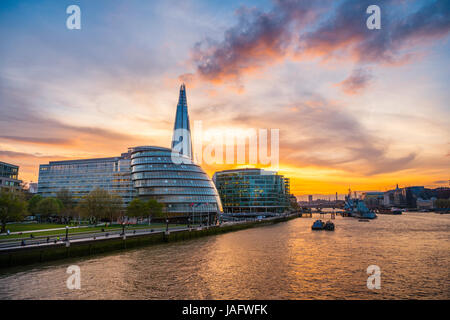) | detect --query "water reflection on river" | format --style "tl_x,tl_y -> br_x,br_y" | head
0,213 -> 449,299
